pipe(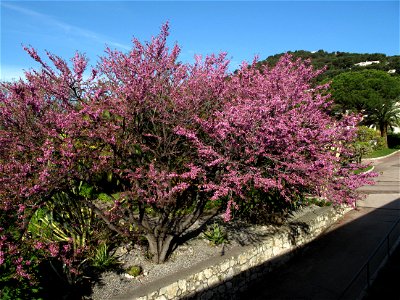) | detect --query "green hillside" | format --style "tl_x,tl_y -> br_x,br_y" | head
257,50 -> 400,81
